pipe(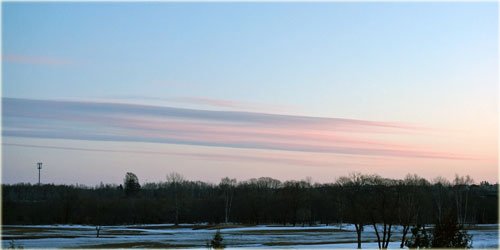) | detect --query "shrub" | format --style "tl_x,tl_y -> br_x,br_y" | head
406,216 -> 472,249
209,230 -> 224,249
406,225 -> 432,248
432,215 -> 472,248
